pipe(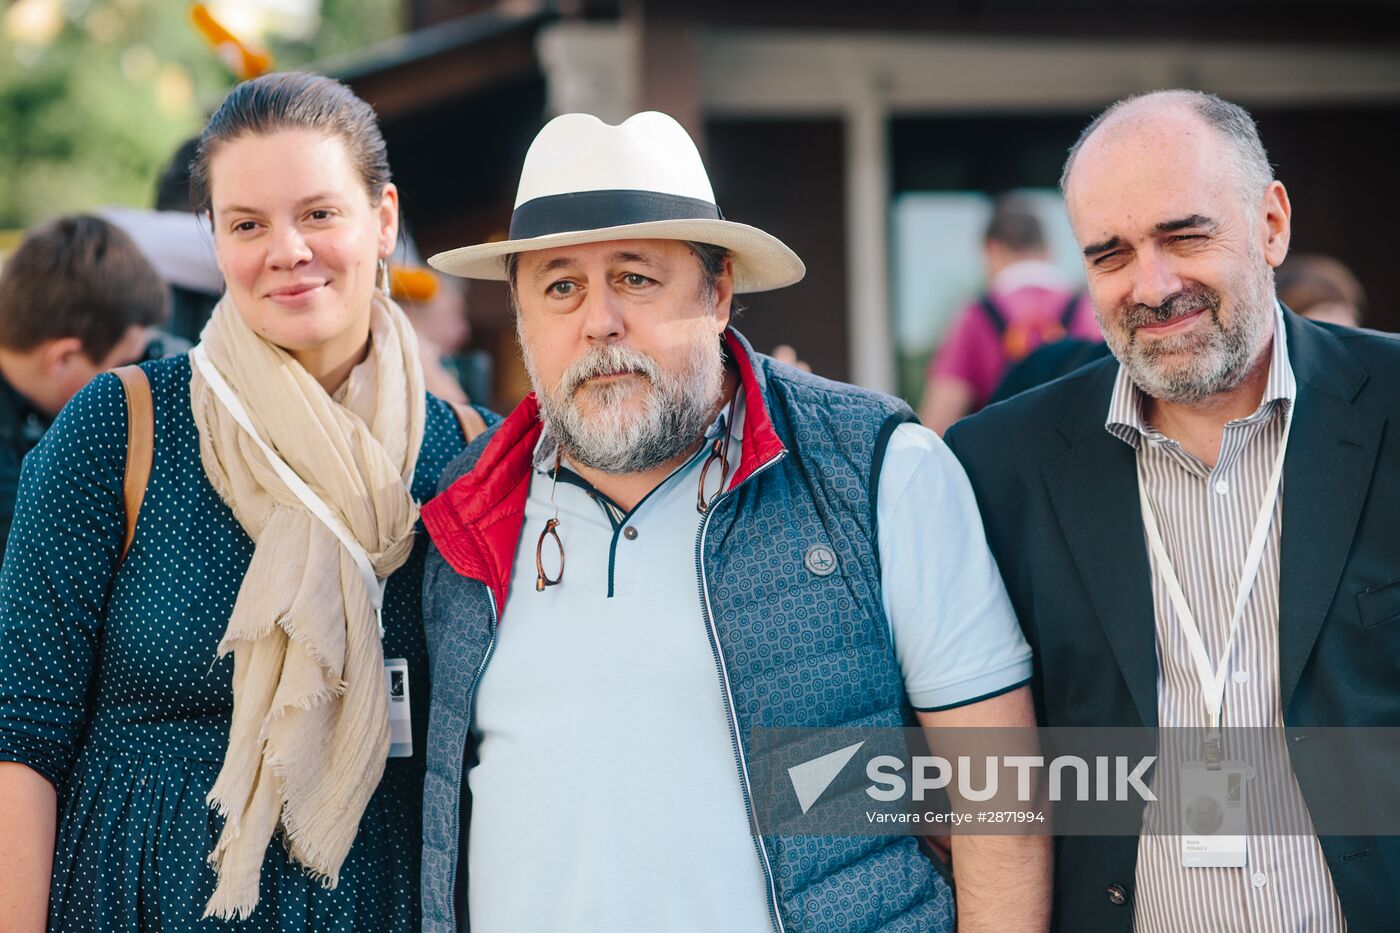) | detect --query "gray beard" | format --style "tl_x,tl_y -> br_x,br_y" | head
521,323 -> 725,475
1097,260 -> 1276,406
